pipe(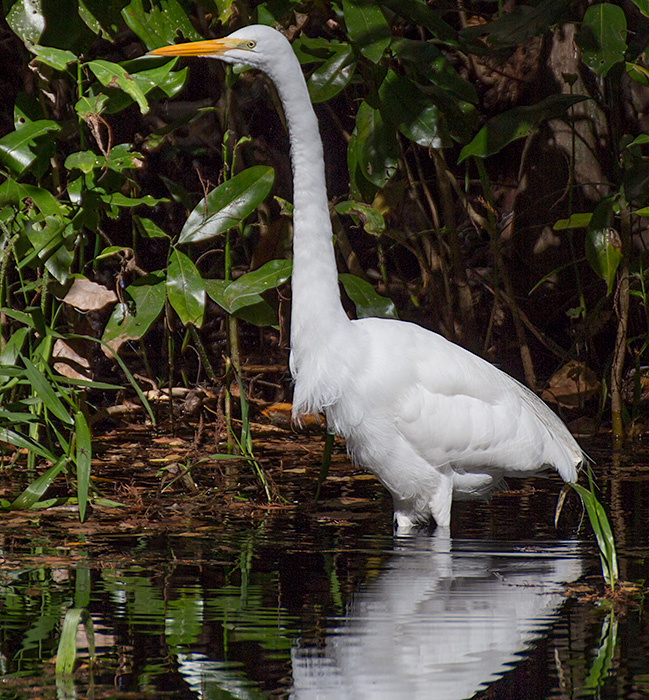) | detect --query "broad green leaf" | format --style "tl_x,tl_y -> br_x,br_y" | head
631,0 -> 649,18
75,93 -> 109,118
0,120 -> 60,174
461,0 -> 571,49
23,216 -> 77,284
10,457 -> 66,510
293,35 -> 349,64
223,259 -> 292,312
458,94 -> 588,162
577,3 -> 627,77
121,0 -> 202,50
391,38 -> 477,104
342,0 -> 391,64
626,62 -> 649,87
87,59 -> 150,114
6,0 -> 46,45
135,216 -> 169,239
0,181 -> 66,216
101,193 -> 167,208
335,200 -> 385,236
102,272 -> 166,348
379,71 -> 450,149
166,249 -> 205,327
100,59 -> 188,113
381,0 -> 457,44
233,300 -> 278,327
65,150 -> 101,174
585,227 -> 622,295
339,273 -> 398,319
353,102 -> 398,188
179,166 -> 274,244
205,279 -> 279,326
30,45 -> 77,70
78,0 -> 129,38
553,213 -> 593,230
75,410 -> 92,522
308,45 -> 356,103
